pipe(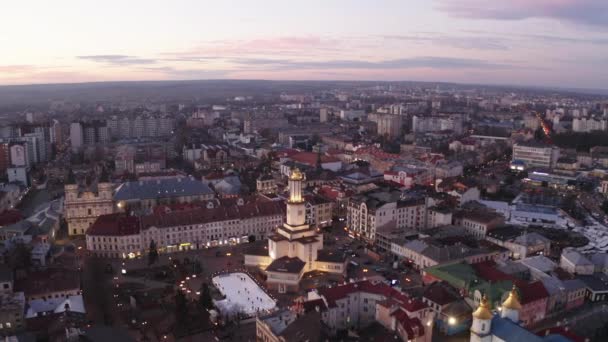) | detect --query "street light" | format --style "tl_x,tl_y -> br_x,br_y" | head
448,317 -> 456,325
